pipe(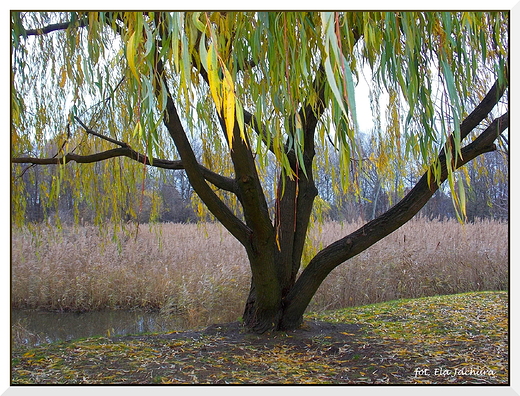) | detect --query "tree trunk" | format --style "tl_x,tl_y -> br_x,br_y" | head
242,282 -> 283,333
241,112 -> 509,333
242,167 -> 317,332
